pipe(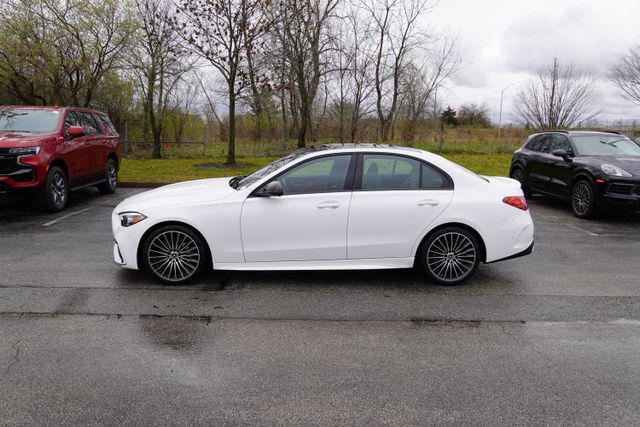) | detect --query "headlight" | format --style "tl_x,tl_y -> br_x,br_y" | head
9,146 -> 40,155
119,212 -> 147,227
601,164 -> 633,178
